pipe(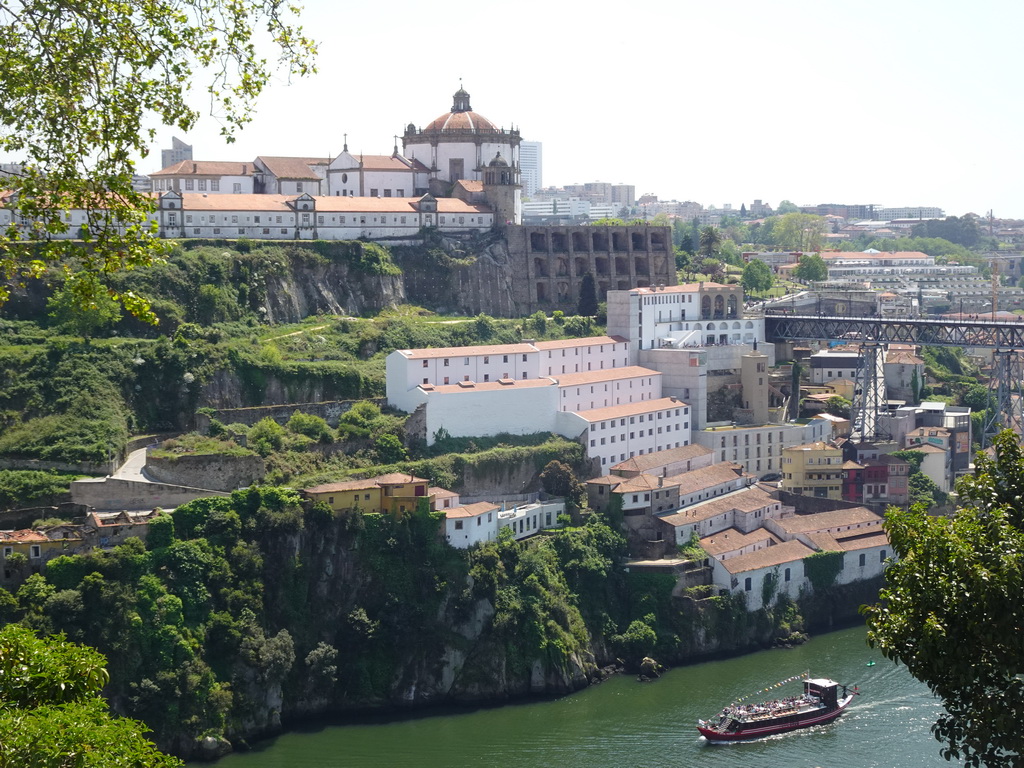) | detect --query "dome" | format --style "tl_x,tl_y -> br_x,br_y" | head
488,152 -> 509,167
420,86 -> 499,134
